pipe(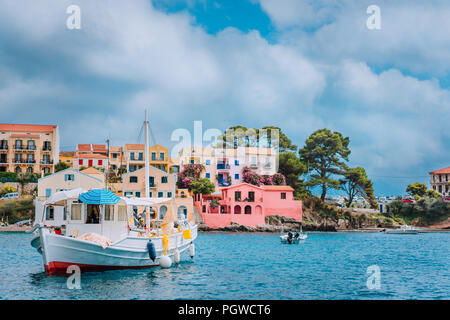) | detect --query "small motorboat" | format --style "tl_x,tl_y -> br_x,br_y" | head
384,225 -> 419,234
280,220 -> 307,244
